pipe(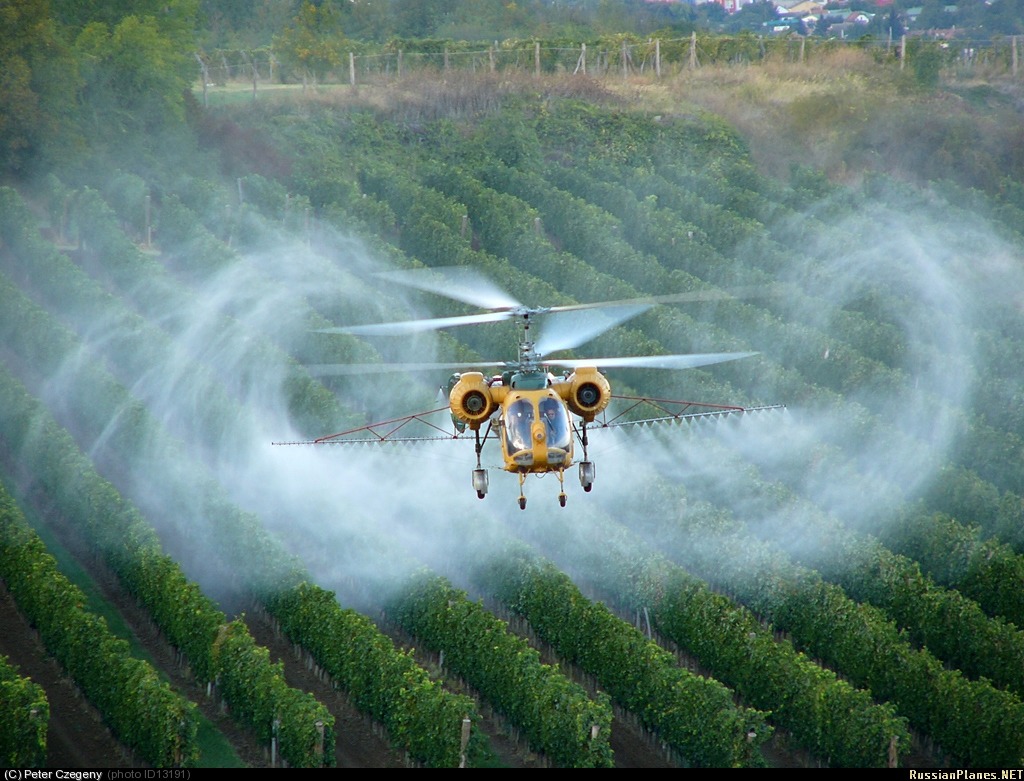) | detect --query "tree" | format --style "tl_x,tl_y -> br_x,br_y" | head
0,0 -> 80,176
73,12 -> 197,145
273,1 -> 346,85
913,0 -> 955,31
